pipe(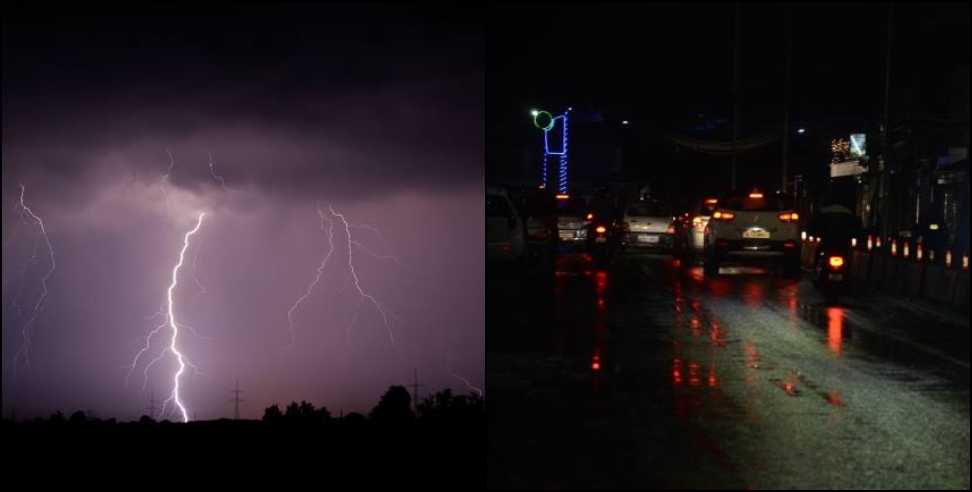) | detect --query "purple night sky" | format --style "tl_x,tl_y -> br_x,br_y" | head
2,6 -> 483,420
